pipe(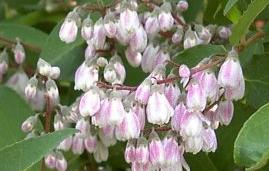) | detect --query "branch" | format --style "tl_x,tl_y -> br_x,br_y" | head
0,36 -> 41,53
237,31 -> 265,52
